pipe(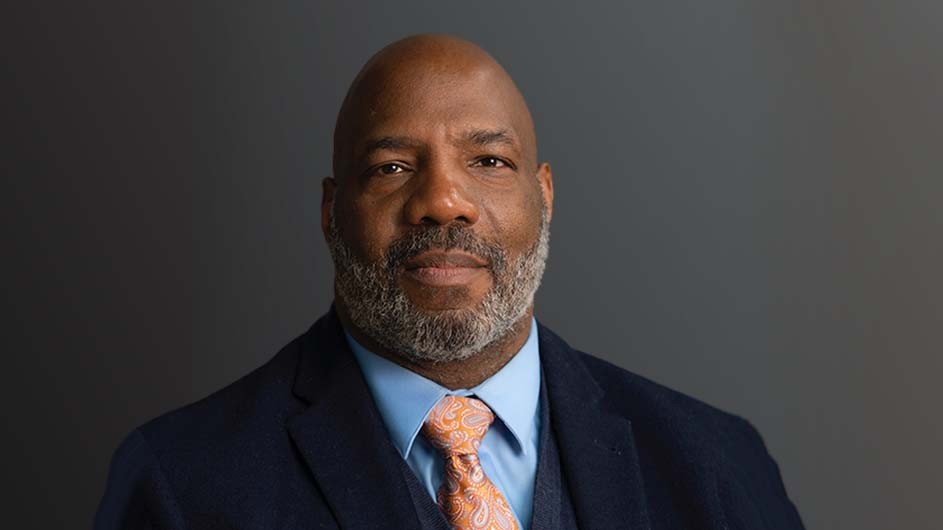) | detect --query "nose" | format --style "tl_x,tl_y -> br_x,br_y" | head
403,161 -> 480,226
